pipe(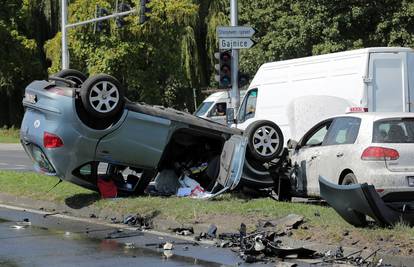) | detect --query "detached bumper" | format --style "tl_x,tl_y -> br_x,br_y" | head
319,176 -> 414,227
